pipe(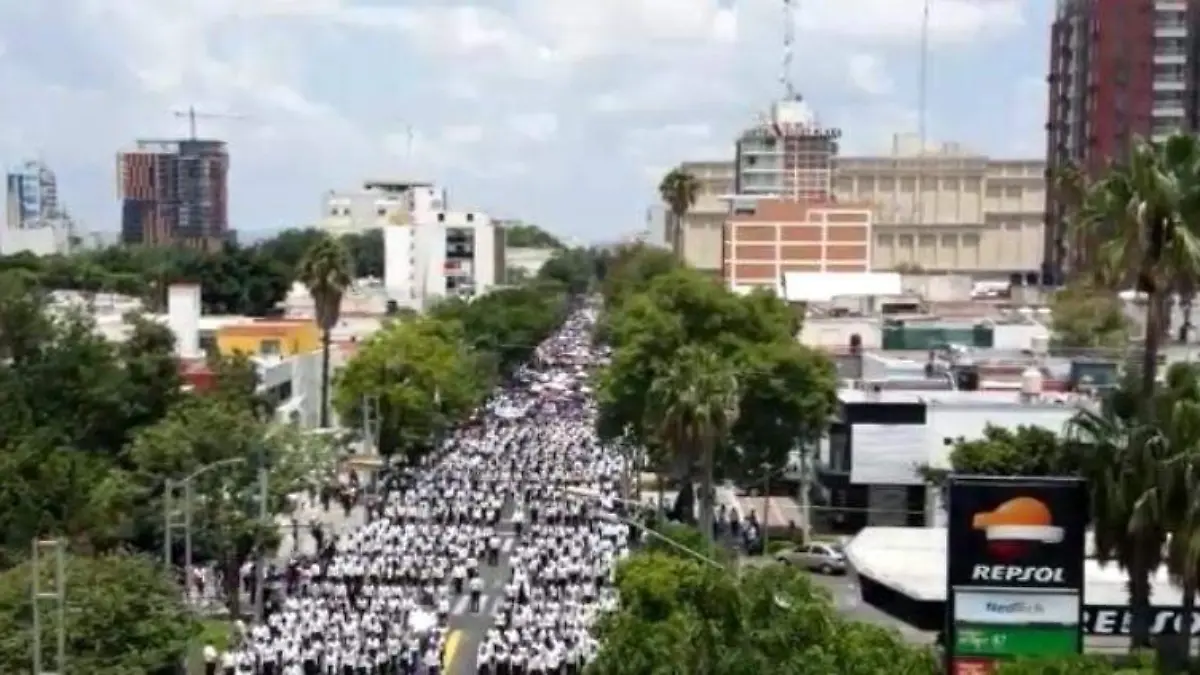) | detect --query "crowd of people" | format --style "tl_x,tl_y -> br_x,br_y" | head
210,305 -> 629,675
